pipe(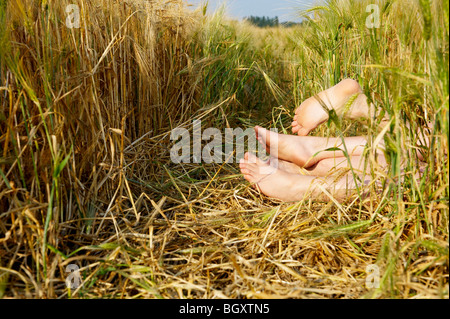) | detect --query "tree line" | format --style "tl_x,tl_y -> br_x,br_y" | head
244,15 -> 302,28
